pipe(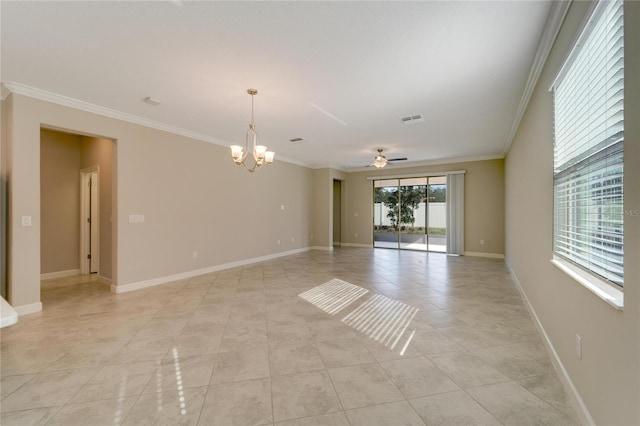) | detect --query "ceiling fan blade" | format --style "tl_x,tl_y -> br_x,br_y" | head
387,157 -> 408,162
